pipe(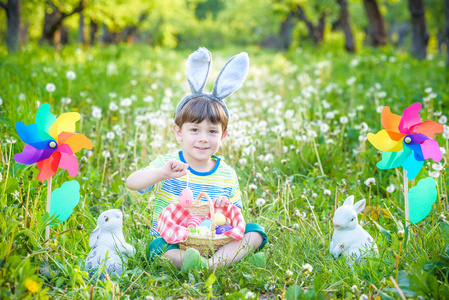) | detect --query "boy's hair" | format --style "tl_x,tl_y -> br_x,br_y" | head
174,96 -> 228,133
